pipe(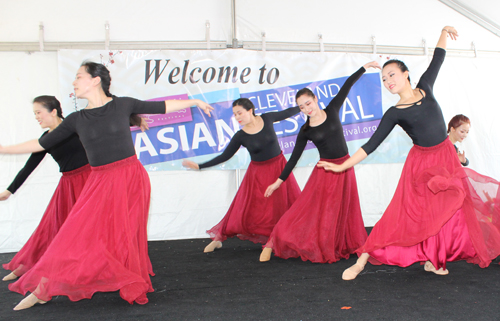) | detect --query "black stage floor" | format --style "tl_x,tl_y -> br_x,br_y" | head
1,234 -> 500,320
